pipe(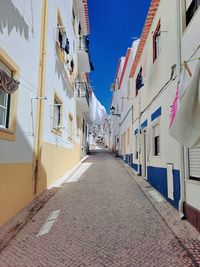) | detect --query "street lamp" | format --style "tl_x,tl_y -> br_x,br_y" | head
110,106 -> 121,117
